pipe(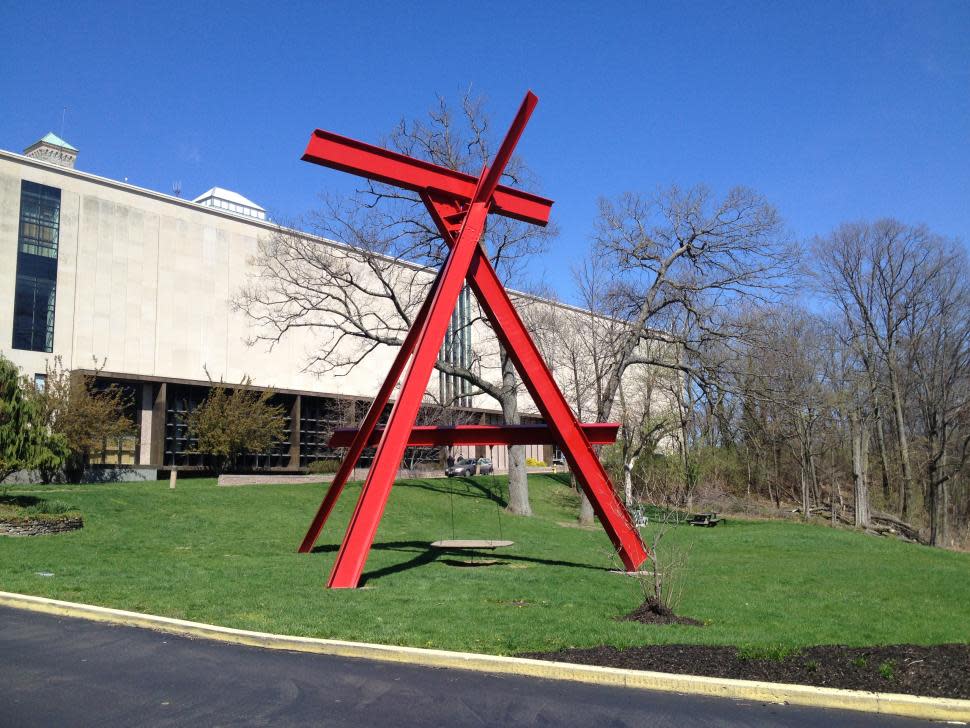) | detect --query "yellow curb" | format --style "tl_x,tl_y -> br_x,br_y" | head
1,590 -> 967,722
